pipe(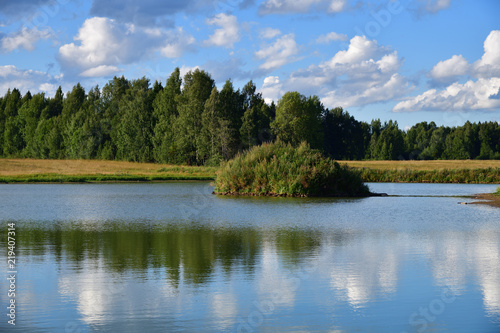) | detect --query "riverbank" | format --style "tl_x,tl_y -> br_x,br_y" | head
468,193 -> 500,209
1,158 -> 499,184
